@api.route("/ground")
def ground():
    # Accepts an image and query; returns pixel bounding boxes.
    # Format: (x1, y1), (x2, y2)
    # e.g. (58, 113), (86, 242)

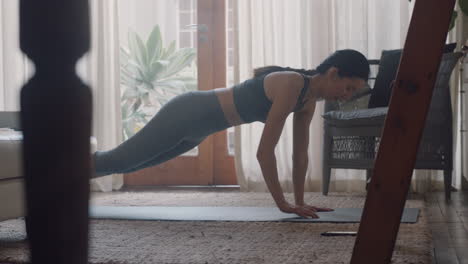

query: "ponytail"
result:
(253, 66), (317, 78)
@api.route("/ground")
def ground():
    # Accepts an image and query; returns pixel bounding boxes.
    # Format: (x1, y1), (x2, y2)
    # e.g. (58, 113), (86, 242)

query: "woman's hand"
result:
(298, 203), (334, 214)
(278, 202), (333, 218)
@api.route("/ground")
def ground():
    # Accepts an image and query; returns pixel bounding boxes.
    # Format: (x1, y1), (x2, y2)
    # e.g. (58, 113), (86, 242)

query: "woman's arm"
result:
(258, 72), (319, 218)
(292, 103), (334, 216)
(258, 73), (300, 209)
(292, 106), (315, 206)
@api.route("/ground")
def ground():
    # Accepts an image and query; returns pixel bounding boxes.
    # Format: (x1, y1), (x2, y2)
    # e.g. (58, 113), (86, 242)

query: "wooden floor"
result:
(427, 191), (468, 264)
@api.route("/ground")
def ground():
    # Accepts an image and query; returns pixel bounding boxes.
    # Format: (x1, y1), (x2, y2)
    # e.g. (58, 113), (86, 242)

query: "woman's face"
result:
(322, 67), (366, 101)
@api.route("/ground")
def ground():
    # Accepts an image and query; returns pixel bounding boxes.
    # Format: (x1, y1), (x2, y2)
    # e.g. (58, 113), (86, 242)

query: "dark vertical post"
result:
(20, 0), (91, 263)
(350, 0), (455, 263)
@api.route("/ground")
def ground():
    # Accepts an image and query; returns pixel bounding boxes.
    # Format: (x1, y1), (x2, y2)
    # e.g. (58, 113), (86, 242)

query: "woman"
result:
(93, 49), (370, 218)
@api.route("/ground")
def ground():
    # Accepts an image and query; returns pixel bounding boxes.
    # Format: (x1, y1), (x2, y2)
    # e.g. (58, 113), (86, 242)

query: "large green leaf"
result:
(140, 82), (154, 92)
(135, 67), (147, 83)
(146, 25), (163, 63)
(120, 66), (136, 79)
(121, 66), (143, 87)
(146, 60), (169, 83)
(161, 40), (176, 60)
(128, 30), (148, 67)
(120, 47), (130, 66)
(174, 77), (197, 91)
(153, 87), (168, 97)
(122, 86), (140, 100)
(121, 100), (131, 119)
(159, 48), (196, 78)
(123, 119), (135, 139)
(141, 92), (152, 106)
(132, 111), (148, 124)
(124, 59), (149, 83)
(133, 98), (142, 112)
(120, 73), (137, 87)
(155, 80), (186, 90)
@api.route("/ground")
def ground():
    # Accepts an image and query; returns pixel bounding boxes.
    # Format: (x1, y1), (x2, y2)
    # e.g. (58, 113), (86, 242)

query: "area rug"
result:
(0, 191), (432, 264)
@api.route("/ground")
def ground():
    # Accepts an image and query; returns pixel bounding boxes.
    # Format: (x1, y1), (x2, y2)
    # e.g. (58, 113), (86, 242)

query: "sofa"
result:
(0, 111), (97, 221)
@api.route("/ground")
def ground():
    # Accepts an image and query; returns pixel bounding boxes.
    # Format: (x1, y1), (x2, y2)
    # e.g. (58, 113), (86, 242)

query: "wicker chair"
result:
(321, 51), (462, 200)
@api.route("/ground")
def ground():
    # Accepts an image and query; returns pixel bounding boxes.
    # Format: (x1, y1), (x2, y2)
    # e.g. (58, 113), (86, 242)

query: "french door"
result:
(122, 0), (237, 186)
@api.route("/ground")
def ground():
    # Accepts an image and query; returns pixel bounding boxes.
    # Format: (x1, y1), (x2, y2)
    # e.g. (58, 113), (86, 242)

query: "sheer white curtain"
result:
(232, 0), (444, 193)
(118, 0), (179, 48)
(234, 0), (334, 192)
(84, 0), (124, 192)
(0, 1), (32, 111)
(0, 1), (124, 191)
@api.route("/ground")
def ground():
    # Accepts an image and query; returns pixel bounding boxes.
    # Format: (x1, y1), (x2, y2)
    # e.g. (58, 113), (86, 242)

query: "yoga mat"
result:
(89, 206), (419, 223)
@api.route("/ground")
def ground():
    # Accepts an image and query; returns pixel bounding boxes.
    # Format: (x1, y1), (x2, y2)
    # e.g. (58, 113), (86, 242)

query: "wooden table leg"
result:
(20, 1), (92, 263)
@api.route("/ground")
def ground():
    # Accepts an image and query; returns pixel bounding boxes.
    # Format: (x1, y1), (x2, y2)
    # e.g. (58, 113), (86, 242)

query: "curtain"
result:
(0, 1), (124, 191)
(82, 0), (124, 192)
(233, 0), (448, 193)
(234, 0), (341, 193)
(117, 0), (179, 48)
(0, 1), (32, 111)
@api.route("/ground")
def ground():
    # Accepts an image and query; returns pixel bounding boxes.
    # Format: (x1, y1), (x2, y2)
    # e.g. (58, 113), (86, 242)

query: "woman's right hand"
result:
(278, 202), (320, 219)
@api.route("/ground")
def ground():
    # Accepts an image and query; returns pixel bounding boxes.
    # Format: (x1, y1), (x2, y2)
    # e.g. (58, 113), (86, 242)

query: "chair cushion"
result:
(368, 50), (402, 108)
(322, 107), (388, 127)
(368, 43), (457, 108)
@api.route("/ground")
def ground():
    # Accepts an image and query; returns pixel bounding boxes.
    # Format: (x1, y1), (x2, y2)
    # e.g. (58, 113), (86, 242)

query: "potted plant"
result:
(120, 25), (197, 139)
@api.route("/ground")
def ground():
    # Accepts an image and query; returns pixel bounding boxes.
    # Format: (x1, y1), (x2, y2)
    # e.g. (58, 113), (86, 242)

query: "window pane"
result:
(228, 10), (234, 29)
(228, 49), (234, 67)
(180, 32), (192, 48)
(179, 12), (191, 28)
(180, 0), (191, 11)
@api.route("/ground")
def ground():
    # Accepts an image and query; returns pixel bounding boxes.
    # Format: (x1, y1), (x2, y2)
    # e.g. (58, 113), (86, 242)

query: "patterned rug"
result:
(0, 191), (432, 264)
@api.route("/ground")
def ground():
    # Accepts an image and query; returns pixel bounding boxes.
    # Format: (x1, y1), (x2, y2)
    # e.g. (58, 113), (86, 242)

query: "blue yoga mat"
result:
(89, 206), (419, 223)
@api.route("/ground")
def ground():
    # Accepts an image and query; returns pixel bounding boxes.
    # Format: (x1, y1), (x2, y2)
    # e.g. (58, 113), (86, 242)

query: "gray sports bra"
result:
(232, 74), (309, 123)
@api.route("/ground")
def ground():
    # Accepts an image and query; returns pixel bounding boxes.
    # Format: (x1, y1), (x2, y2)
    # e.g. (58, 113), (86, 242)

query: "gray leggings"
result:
(93, 90), (230, 178)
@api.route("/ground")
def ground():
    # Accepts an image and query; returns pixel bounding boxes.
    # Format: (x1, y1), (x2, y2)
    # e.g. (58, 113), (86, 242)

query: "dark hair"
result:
(253, 49), (370, 81)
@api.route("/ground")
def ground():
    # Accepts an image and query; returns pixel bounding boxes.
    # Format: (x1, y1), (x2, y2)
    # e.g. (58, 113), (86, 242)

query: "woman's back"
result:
(232, 73), (310, 123)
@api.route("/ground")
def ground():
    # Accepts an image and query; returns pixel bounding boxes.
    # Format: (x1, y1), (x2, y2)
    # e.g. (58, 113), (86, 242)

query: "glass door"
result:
(119, 0), (236, 186)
